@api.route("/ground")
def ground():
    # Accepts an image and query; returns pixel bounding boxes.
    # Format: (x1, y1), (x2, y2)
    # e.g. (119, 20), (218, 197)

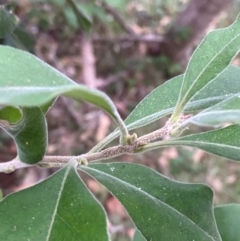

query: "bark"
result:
(81, 34), (97, 88)
(148, 0), (232, 66)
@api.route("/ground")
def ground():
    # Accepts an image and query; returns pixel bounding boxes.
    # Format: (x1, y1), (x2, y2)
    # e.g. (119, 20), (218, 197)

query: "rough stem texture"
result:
(0, 126), (170, 173)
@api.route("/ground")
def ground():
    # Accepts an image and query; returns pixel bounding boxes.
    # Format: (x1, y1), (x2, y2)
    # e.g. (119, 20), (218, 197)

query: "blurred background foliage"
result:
(1, 0), (240, 240)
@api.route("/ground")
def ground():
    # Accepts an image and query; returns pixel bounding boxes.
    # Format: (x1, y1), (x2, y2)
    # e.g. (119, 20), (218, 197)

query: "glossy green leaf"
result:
(0, 46), (125, 132)
(0, 7), (19, 38)
(173, 15), (240, 118)
(187, 95), (240, 126)
(132, 230), (146, 241)
(81, 163), (221, 241)
(151, 125), (240, 161)
(0, 106), (22, 124)
(1, 107), (47, 164)
(214, 204), (240, 241)
(0, 162), (109, 241)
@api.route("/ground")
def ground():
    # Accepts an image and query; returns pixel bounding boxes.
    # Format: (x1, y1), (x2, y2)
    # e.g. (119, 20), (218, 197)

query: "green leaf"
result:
(125, 65), (240, 131)
(76, 3), (95, 23)
(186, 95), (240, 127)
(214, 204), (240, 241)
(30, 0), (92, 30)
(94, 65), (240, 152)
(0, 162), (109, 241)
(103, 0), (127, 10)
(152, 125), (240, 161)
(30, 0), (65, 6)
(93, 6), (109, 25)
(11, 26), (35, 52)
(90, 63), (240, 153)
(0, 7), (19, 38)
(124, 75), (182, 130)
(63, 7), (79, 30)
(66, 0), (92, 31)
(0, 106), (22, 124)
(40, 98), (57, 114)
(185, 65), (240, 112)
(0, 107), (47, 164)
(0, 46), (126, 134)
(81, 163), (221, 241)
(63, 3), (95, 30)
(49, 0), (65, 6)
(172, 15), (240, 119)
(132, 230), (146, 241)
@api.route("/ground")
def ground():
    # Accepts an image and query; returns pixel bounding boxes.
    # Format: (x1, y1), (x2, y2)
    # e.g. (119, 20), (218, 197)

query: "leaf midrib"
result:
(82, 166), (215, 240)
(126, 94), (238, 130)
(194, 110), (240, 117)
(164, 140), (240, 150)
(179, 32), (240, 108)
(45, 166), (71, 241)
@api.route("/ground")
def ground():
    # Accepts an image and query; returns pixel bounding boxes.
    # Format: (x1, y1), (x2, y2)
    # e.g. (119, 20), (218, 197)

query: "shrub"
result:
(0, 6), (240, 241)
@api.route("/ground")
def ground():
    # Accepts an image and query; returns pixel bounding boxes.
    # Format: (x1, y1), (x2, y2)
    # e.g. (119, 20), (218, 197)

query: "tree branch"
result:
(92, 34), (163, 43)
(81, 34), (98, 88)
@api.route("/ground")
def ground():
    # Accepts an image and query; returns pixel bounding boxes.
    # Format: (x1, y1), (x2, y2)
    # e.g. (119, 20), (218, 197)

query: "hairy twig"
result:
(0, 125), (170, 173)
